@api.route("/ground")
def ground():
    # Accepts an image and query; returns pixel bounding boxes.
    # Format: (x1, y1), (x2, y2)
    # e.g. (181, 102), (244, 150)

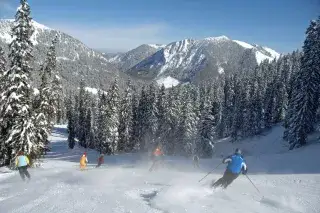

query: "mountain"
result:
(105, 44), (166, 72)
(0, 19), (145, 93)
(125, 36), (280, 86)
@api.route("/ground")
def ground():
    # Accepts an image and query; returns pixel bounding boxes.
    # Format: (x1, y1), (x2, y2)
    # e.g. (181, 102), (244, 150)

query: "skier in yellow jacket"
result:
(80, 152), (88, 170)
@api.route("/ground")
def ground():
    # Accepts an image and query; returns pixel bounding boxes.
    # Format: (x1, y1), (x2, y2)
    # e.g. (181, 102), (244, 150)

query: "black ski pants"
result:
(212, 169), (239, 188)
(18, 166), (30, 181)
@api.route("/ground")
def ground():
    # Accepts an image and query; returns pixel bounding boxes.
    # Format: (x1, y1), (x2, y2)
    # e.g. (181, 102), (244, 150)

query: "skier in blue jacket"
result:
(15, 151), (31, 181)
(211, 148), (247, 189)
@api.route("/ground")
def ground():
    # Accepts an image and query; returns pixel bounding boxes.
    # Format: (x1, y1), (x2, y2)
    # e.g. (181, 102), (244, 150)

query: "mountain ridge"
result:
(0, 19), (147, 92)
(122, 35), (280, 87)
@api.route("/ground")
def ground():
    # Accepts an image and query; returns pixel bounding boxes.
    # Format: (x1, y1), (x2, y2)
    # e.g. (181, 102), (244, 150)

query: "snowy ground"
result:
(0, 125), (320, 213)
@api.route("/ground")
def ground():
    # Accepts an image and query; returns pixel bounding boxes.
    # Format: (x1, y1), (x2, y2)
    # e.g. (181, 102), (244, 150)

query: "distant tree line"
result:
(67, 15), (320, 157)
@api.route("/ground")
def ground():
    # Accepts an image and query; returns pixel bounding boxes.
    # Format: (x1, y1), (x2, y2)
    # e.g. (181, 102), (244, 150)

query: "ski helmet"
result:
(235, 148), (241, 155)
(83, 152), (87, 156)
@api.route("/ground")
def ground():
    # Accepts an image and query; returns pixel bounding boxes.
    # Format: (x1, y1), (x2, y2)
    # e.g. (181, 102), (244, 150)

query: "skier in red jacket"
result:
(96, 154), (104, 168)
(149, 146), (164, 172)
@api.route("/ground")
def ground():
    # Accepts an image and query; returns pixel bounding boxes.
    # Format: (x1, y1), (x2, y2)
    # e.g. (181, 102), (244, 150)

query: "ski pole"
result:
(245, 174), (260, 193)
(198, 163), (222, 182)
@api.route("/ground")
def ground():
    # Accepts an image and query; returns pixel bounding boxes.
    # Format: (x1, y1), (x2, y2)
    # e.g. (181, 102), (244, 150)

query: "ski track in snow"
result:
(0, 126), (320, 213)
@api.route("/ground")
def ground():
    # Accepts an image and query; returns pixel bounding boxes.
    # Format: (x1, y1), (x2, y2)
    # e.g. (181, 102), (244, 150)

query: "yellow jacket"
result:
(80, 155), (88, 166)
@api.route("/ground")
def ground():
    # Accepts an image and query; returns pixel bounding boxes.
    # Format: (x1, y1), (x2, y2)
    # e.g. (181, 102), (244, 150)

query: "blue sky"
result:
(0, 0), (319, 53)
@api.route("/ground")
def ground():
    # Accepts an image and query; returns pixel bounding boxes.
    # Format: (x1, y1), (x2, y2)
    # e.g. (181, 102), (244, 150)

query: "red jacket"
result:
(153, 148), (163, 156)
(98, 156), (104, 164)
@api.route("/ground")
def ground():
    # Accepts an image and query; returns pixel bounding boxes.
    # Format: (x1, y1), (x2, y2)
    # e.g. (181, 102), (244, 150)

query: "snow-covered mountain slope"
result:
(105, 44), (166, 71)
(0, 125), (319, 213)
(0, 19), (144, 91)
(156, 76), (180, 88)
(127, 36), (280, 84)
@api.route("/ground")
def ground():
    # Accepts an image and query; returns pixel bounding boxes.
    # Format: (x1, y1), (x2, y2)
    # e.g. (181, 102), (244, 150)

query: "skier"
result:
(15, 151), (31, 181)
(211, 148), (247, 189)
(193, 155), (200, 168)
(80, 152), (88, 170)
(96, 153), (104, 168)
(149, 146), (164, 172)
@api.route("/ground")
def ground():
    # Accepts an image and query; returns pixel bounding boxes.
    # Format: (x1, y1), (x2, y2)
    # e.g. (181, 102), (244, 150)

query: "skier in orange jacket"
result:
(80, 152), (88, 170)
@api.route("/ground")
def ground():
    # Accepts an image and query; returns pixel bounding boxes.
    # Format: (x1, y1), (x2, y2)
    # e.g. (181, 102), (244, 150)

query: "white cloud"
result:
(46, 21), (174, 52)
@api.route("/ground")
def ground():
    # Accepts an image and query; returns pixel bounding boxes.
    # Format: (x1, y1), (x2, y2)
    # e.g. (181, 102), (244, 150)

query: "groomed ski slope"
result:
(0, 125), (320, 213)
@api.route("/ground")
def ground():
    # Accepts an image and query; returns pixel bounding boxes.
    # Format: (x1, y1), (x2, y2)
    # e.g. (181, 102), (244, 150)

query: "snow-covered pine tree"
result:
(0, 47), (7, 165)
(0, 47), (6, 88)
(253, 67), (264, 135)
(88, 100), (97, 149)
(85, 107), (94, 149)
(176, 85), (198, 156)
(118, 80), (133, 152)
(0, 0), (39, 164)
(137, 84), (157, 151)
(77, 79), (87, 148)
(286, 17), (320, 149)
(146, 83), (158, 150)
(50, 47), (63, 125)
(67, 96), (76, 149)
(73, 94), (80, 140)
(96, 91), (110, 154)
(230, 74), (245, 141)
(217, 74), (233, 138)
(196, 100), (220, 158)
(106, 79), (120, 154)
(155, 84), (168, 149)
(284, 51), (302, 140)
(34, 36), (59, 148)
(55, 96), (64, 124)
(273, 56), (289, 124)
(128, 92), (139, 152)
(263, 62), (276, 129)
(164, 86), (182, 155)
(136, 86), (147, 151)
(195, 85), (210, 155)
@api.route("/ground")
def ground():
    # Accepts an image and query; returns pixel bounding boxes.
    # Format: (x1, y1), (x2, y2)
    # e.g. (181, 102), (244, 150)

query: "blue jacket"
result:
(223, 154), (247, 174)
(15, 155), (29, 167)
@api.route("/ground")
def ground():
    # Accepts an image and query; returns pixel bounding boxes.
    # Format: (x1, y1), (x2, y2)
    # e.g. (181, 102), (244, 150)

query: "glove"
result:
(242, 168), (247, 175)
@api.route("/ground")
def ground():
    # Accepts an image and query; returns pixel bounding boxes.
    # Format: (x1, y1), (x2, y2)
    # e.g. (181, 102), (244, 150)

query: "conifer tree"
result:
(137, 84), (157, 151)
(253, 67), (264, 135)
(0, 47), (7, 164)
(128, 92), (139, 152)
(67, 97), (76, 149)
(96, 92), (110, 154)
(176, 86), (198, 156)
(0, 0), (39, 164)
(287, 17), (320, 149)
(231, 75), (245, 141)
(197, 101), (219, 158)
(136, 86), (147, 151)
(77, 80), (87, 147)
(118, 80), (133, 152)
(155, 84), (168, 148)
(106, 79), (120, 154)
(34, 36), (59, 148)
(0, 47), (6, 89)
(85, 107), (93, 148)
(165, 86), (182, 155)
(50, 54), (62, 126)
